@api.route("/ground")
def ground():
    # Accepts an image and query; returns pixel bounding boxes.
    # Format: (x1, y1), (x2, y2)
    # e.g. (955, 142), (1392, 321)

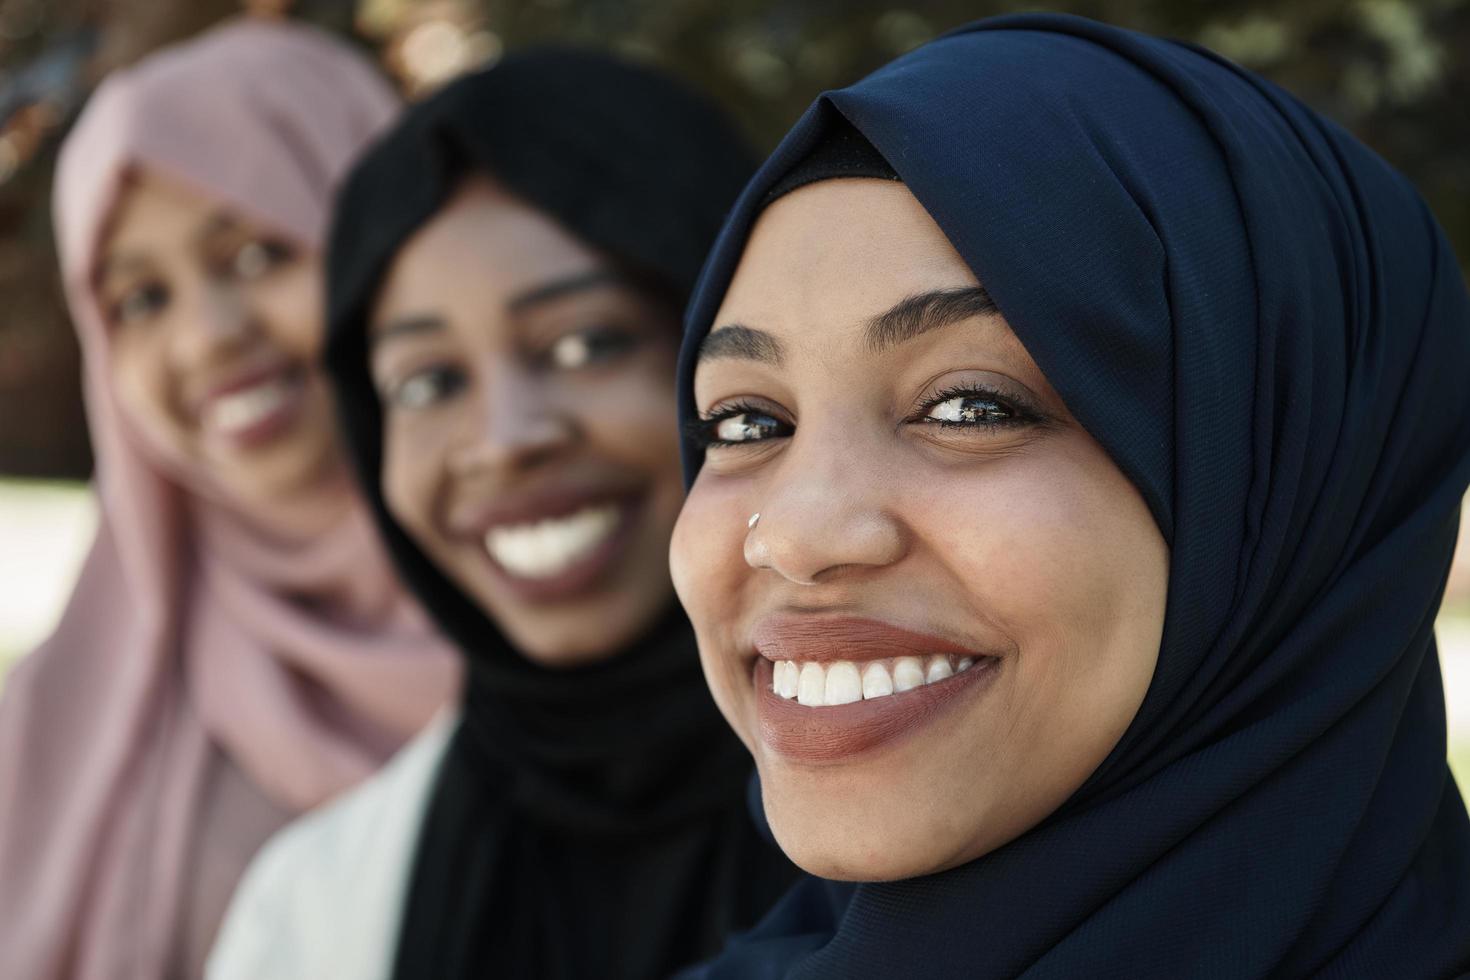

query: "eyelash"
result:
(105, 239), (294, 329)
(687, 385), (1038, 451)
(382, 326), (645, 412)
(684, 400), (790, 449)
(536, 325), (642, 370)
(911, 384), (1036, 429)
(212, 237), (294, 280)
(386, 365), (466, 410)
(110, 282), (169, 326)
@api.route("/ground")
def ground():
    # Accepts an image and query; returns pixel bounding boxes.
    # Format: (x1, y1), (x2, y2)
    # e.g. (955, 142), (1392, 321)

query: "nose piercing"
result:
(747, 512), (760, 529)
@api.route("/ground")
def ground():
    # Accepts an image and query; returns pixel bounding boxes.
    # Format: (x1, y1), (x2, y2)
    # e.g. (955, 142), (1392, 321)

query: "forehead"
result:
(101, 169), (216, 261)
(373, 177), (602, 320)
(716, 179), (978, 342)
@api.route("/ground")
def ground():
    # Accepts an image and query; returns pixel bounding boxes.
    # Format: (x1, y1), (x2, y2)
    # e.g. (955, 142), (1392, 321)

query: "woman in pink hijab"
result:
(0, 18), (460, 979)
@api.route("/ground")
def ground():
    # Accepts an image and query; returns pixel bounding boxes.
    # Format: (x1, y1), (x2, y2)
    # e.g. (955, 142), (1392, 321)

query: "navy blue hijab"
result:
(677, 14), (1470, 978)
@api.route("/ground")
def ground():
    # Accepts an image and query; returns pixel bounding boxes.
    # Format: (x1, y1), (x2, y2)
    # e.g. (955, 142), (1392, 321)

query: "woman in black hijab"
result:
(672, 13), (1470, 978)
(211, 48), (796, 980)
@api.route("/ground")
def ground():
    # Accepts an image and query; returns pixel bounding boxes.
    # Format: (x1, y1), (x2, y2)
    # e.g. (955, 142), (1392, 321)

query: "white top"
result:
(206, 709), (458, 980)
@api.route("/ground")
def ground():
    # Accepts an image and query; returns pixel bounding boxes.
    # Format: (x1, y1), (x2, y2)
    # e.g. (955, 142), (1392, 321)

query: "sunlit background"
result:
(1, 0), (1468, 792)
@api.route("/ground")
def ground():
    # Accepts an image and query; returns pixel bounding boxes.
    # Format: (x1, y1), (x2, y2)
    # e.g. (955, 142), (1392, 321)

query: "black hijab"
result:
(323, 49), (796, 979)
(677, 14), (1470, 978)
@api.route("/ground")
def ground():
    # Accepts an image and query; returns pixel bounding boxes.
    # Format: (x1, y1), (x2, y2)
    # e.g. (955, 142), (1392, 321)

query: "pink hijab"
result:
(0, 18), (460, 979)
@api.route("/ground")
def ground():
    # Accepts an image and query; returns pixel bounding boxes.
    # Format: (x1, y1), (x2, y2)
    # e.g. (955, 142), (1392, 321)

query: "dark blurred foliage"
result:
(1, 0), (1466, 478)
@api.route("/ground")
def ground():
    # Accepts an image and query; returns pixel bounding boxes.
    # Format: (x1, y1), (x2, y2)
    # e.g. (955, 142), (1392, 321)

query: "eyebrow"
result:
(864, 285), (998, 353)
(200, 210), (240, 238)
(194, 210), (262, 254)
(372, 268), (627, 346)
(372, 314), (445, 345)
(95, 253), (148, 284)
(507, 268), (622, 315)
(698, 285), (999, 365)
(697, 324), (786, 364)
(96, 208), (245, 284)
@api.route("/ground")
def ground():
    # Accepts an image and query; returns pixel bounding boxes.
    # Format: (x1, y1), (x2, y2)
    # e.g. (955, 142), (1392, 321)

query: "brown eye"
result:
(924, 394), (1015, 425)
(229, 238), (294, 281)
(715, 413), (783, 442)
(387, 366), (467, 411)
(113, 282), (169, 326)
(688, 404), (793, 449)
(546, 326), (638, 370)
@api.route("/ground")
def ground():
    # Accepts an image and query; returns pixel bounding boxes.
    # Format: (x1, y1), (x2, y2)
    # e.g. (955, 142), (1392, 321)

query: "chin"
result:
(515, 633), (624, 669)
(493, 597), (654, 669)
(759, 758), (996, 883)
(214, 439), (339, 503)
(766, 807), (941, 882)
(468, 541), (676, 668)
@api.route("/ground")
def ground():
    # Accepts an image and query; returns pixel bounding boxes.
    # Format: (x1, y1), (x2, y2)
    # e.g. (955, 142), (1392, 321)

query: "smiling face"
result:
(99, 169), (344, 533)
(370, 177), (685, 667)
(671, 178), (1169, 881)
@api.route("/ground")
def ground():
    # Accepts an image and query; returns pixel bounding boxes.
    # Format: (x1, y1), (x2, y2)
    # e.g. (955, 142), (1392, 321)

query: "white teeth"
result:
(207, 377), (292, 434)
(861, 662), (893, 700)
(824, 662), (862, 705)
(484, 503), (620, 580)
(892, 657), (925, 693)
(774, 661), (799, 699)
(774, 654), (988, 707)
(797, 663), (827, 706)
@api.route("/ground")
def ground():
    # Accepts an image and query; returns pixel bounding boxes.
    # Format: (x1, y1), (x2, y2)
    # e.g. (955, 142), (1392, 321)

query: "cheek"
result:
(671, 475), (755, 721)
(583, 359), (681, 460)
(577, 360), (685, 517)
(670, 475), (749, 619)
(109, 332), (181, 440)
(930, 446), (1157, 636)
(915, 442), (1165, 752)
(256, 268), (324, 361)
(381, 415), (450, 539)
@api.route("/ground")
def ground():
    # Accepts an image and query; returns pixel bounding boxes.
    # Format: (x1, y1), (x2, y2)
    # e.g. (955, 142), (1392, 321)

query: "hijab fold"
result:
(0, 21), (458, 979)
(324, 49), (796, 980)
(677, 14), (1470, 977)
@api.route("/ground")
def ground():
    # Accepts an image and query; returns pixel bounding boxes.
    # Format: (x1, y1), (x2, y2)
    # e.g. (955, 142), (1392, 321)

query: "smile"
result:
(199, 367), (305, 448)
(465, 492), (640, 604)
(771, 653), (983, 706)
(484, 502), (621, 580)
(751, 616), (1003, 764)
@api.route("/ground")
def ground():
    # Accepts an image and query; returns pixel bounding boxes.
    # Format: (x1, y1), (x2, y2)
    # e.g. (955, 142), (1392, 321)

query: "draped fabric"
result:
(676, 14), (1470, 978)
(323, 49), (797, 979)
(0, 21), (459, 980)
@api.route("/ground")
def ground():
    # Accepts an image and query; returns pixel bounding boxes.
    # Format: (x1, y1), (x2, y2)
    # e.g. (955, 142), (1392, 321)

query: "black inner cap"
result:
(763, 116), (900, 204)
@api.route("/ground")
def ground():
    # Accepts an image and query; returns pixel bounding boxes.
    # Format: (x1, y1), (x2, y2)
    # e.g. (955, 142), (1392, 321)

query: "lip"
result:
(191, 361), (298, 412)
(751, 616), (1002, 765)
(753, 615), (973, 664)
(456, 488), (644, 604)
(449, 485), (637, 537)
(196, 365), (306, 450)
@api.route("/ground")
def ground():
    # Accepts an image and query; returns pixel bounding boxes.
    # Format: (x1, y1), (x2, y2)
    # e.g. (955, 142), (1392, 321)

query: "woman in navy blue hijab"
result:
(671, 13), (1470, 977)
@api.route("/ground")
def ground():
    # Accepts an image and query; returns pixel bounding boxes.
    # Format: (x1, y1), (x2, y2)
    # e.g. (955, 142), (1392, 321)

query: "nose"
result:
(448, 361), (576, 476)
(169, 282), (253, 369)
(744, 436), (907, 586)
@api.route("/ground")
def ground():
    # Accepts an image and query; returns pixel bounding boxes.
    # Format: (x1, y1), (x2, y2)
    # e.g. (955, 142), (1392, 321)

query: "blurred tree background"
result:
(1, 0), (1466, 478)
